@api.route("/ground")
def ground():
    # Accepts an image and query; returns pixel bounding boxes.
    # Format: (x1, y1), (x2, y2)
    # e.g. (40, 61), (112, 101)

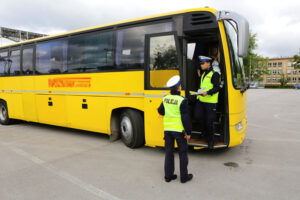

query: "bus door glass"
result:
(148, 34), (179, 87)
(144, 32), (181, 147)
(224, 20), (246, 89)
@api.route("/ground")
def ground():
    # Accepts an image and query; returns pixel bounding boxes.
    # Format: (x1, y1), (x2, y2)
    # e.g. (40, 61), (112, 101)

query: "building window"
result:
(293, 70), (297, 74)
(288, 62), (292, 67)
(272, 78), (277, 82)
(267, 78), (271, 82)
(272, 70), (277, 75)
(268, 63), (272, 67)
(273, 62), (277, 67)
(298, 77), (300, 82)
(287, 70), (291, 74)
(278, 62), (282, 67)
(293, 77), (297, 82)
(278, 70), (282, 74)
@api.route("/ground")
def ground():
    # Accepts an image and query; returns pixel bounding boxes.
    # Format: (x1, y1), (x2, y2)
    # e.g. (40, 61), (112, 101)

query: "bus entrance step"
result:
(188, 139), (227, 148)
(191, 131), (221, 137)
(191, 131), (203, 135)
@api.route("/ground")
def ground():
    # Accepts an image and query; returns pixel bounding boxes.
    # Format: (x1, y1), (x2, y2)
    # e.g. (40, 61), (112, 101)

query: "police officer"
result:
(157, 75), (193, 183)
(194, 56), (220, 149)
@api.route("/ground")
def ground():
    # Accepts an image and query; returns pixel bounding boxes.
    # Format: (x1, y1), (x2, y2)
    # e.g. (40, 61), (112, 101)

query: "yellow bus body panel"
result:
(0, 71), (145, 135)
(0, 8), (247, 148)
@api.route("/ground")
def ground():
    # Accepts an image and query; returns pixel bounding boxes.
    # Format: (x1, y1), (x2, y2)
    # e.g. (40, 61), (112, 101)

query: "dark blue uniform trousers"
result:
(194, 101), (217, 147)
(164, 131), (188, 179)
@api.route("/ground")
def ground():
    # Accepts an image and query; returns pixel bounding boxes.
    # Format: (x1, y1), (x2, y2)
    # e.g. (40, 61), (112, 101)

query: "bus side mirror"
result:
(216, 10), (250, 57)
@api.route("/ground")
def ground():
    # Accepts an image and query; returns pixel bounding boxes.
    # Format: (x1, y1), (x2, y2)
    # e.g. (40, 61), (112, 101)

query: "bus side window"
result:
(22, 48), (34, 75)
(67, 31), (114, 73)
(9, 50), (21, 76)
(0, 51), (8, 76)
(36, 40), (68, 74)
(116, 22), (173, 70)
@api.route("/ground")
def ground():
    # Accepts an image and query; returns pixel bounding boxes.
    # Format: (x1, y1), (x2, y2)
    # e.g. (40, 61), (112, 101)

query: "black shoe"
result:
(165, 174), (177, 182)
(181, 174), (193, 183)
(208, 141), (214, 149)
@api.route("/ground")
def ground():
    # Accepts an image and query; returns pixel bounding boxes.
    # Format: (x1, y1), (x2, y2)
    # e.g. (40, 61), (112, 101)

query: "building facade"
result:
(263, 57), (300, 86)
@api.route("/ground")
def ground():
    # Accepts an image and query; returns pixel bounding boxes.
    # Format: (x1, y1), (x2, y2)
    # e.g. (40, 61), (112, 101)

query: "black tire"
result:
(0, 100), (11, 125)
(120, 109), (144, 148)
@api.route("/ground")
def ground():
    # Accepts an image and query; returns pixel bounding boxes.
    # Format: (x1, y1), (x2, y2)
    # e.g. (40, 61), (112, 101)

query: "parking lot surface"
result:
(0, 89), (300, 200)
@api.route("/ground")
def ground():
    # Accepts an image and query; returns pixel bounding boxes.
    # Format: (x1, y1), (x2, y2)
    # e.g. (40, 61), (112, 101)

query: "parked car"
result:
(250, 82), (258, 89)
(294, 84), (300, 89)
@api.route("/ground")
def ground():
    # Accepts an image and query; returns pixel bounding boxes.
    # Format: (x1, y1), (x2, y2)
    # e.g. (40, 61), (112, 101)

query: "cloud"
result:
(1, 0), (299, 57)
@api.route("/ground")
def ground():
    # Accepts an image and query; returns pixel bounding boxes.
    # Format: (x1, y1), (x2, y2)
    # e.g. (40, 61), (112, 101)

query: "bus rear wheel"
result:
(120, 109), (144, 148)
(0, 101), (11, 125)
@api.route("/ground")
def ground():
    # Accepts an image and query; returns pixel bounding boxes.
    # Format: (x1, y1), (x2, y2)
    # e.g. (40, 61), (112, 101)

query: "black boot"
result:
(165, 174), (177, 182)
(181, 174), (193, 183)
(208, 140), (214, 149)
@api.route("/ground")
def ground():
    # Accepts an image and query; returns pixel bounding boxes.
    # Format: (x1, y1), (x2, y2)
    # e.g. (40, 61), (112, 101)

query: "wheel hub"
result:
(0, 105), (7, 121)
(120, 116), (133, 141)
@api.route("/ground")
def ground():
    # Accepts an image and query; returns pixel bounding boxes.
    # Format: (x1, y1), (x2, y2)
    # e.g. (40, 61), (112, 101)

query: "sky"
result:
(0, 0), (299, 58)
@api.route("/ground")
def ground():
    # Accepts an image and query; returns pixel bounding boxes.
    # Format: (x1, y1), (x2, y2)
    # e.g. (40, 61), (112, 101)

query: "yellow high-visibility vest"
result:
(162, 95), (184, 132)
(197, 70), (219, 103)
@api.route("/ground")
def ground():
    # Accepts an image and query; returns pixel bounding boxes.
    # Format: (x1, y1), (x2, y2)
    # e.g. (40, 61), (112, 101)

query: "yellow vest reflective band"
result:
(163, 95), (185, 132)
(197, 70), (219, 103)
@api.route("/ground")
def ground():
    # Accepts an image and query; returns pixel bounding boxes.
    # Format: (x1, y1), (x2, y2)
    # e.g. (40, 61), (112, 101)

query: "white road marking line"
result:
(248, 123), (299, 134)
(1, 142), (123, 200)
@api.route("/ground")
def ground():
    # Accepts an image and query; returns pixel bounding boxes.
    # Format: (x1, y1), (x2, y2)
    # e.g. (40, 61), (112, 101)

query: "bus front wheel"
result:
(120, 109), (144, 148)
(0, 101), (11, 125)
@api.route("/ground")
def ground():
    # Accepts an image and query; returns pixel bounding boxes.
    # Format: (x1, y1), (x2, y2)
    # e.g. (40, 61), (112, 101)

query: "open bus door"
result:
(144, 32), (182, 147)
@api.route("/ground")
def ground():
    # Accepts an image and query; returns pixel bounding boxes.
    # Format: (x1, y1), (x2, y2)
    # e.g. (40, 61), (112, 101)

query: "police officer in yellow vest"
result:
(157, 75), (193, 183)
(194, 56), (220, 149)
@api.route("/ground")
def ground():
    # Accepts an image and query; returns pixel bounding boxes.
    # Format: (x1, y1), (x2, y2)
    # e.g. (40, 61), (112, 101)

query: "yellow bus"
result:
(0, 8), (249, 149)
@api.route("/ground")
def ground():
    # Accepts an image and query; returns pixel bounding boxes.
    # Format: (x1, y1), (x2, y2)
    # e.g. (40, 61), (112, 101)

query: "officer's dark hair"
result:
(170, 86), (181, 95)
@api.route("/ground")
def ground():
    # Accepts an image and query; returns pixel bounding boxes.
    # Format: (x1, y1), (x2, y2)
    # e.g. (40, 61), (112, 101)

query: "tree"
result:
(279, 74), (291, 87)
(243, 32), (269, 82)
(153, 45), (178, 70)
(293, 50), (300, 69)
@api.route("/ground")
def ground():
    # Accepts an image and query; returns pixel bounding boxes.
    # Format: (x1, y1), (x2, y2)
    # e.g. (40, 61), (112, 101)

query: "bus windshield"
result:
(224, 20), (246, 89)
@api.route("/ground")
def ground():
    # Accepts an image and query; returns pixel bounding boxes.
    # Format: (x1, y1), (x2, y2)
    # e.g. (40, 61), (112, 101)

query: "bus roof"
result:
(0, 7), (216, 49)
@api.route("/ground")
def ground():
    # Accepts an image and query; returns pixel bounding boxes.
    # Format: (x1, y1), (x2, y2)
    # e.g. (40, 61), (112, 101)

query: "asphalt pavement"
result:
(0, 89), (299, 200)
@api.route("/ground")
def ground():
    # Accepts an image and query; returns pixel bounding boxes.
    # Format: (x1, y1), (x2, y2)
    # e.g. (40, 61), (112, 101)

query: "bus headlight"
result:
(235, 122), (243, 131)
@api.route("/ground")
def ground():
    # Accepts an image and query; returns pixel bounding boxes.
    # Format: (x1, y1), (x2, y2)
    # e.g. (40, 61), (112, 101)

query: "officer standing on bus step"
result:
(194, 56), (220, 149)
(157, 75), (193, 183)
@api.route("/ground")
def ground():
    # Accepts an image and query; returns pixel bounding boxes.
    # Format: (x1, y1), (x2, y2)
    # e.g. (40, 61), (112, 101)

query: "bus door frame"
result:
(143, 31), (183, 147)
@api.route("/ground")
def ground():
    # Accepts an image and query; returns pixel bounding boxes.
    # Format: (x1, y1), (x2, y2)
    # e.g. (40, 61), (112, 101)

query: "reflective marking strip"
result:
(1, 90), (144, 97)
(164, 118), (182, 122)
(144, 95), (164, 98)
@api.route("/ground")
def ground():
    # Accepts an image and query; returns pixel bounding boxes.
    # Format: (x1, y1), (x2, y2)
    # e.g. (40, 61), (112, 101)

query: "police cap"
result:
(199, 55), (212, 64)
(166, 75), (180, 88)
